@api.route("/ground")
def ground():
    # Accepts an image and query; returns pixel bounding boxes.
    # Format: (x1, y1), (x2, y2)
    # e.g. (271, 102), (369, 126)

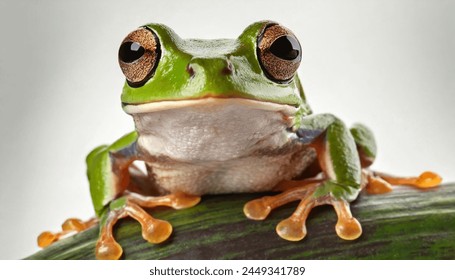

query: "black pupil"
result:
(269, 35), (301, 61)
(119, 42), (145, 63)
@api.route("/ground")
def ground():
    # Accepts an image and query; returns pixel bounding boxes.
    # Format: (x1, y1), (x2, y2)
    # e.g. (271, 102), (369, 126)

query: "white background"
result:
(0, 0), (454, 259)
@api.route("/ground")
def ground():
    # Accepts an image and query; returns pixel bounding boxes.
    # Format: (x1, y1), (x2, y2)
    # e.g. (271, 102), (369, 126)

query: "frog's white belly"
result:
(127, 98), (316, 195)
(143, 147), (314, 195)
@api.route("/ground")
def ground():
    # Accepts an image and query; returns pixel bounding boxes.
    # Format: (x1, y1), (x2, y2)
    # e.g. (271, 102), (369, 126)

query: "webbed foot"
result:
(96, 192), (200, 260)
(244, 179), (362, 241)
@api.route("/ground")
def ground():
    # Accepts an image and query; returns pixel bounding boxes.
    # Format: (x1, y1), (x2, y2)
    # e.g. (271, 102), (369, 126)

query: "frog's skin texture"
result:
(38, 21), (442, 260)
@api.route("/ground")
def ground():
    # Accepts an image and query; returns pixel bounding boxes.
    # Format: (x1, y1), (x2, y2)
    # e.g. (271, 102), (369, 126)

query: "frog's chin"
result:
(122, 97), (298, 117)
(126, 96), (299, 164)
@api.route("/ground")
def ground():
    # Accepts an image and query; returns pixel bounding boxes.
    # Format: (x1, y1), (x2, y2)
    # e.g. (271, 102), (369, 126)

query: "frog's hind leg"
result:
(365, 170), (442, 194)
(350, 123), (377, 169)
(96, 192), (200, 260)
(349, 123), (442, 193)
(349, 123), (392, 194)
(38, 217), (98, 248)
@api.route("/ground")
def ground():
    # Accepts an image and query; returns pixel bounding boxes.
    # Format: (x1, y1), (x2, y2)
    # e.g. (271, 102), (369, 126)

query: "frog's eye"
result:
(257, 24), (302, 83)
(118, 27), (161, 87)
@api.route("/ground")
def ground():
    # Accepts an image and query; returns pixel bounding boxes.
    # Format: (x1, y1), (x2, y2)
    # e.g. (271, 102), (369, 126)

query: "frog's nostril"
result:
(221, 61), (233, 75)
(187, 60), (232, 77)
(186, 64), (195, 78)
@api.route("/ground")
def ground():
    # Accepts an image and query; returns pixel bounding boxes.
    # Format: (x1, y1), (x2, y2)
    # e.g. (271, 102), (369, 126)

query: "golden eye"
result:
(257, 24), (302, 82)
(118, 27), (161, 87)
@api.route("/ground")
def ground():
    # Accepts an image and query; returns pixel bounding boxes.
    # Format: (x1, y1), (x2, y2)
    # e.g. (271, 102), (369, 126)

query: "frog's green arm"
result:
(37, 131), (141, 252)
(296, 113), (362, 201)
(245, 113), (364, 241)
(86, 131), (139, 216)
(84, 131), (201, 260)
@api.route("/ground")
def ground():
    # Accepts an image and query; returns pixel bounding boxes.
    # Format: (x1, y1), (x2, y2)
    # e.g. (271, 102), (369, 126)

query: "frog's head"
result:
(120, 21), (311, 128)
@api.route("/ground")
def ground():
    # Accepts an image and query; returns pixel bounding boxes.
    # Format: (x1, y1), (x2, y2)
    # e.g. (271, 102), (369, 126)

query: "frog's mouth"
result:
(122, 97), (298, 118)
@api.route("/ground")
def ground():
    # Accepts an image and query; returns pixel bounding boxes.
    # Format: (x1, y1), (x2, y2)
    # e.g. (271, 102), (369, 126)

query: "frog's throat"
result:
(122, 97), (298, 116)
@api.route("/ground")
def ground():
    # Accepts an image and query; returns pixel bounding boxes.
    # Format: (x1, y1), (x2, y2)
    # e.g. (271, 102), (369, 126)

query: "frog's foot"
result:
(365, 170), (442, 194)
(96, 192), (200, 260)
(244, 180), (362, 241)
(38, 217), (98, 248)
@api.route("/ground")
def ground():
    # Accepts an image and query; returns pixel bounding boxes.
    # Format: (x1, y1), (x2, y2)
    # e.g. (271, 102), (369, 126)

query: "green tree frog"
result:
(37, 21), (442, 260)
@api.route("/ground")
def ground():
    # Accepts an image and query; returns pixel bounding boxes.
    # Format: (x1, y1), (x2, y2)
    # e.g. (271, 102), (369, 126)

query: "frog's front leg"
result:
(89, 132), (201, 259)
(244, 114), (364, 241)
(95, 191), (199, 259)
(39, 132), (200, 260)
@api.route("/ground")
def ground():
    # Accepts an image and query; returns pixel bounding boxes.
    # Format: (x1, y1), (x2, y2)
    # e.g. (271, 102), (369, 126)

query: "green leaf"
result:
(26, 184), (455, 260)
